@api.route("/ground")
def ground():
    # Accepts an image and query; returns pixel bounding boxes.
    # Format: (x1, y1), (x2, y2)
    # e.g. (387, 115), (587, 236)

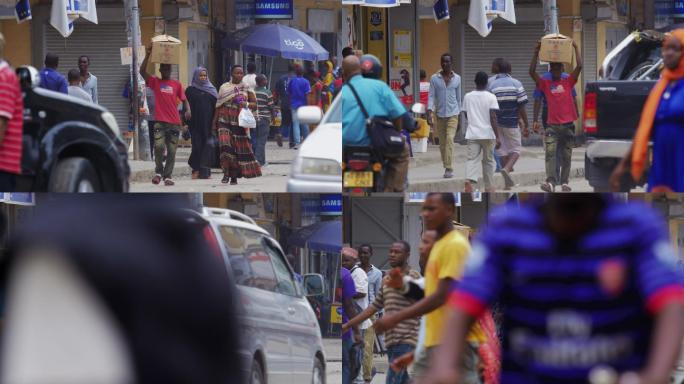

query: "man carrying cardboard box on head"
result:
(141, 38), (191, 187)
(529, 36), (582, 193)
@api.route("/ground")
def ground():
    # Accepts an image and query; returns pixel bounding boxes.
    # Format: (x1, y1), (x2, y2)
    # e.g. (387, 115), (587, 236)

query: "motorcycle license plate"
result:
(344, 171), (373, 188)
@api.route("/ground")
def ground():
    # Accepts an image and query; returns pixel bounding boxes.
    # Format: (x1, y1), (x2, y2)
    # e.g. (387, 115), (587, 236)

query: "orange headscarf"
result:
(631, 29), (684, 181)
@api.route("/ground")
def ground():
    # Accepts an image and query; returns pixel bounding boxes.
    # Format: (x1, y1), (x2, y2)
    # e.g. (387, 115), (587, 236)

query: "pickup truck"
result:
(583, 30), (664, 191)
(16, 66), (130, 192)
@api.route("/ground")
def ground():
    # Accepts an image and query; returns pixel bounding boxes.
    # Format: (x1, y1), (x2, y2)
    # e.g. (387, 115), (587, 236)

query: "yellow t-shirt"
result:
(423, 229), (486, 347)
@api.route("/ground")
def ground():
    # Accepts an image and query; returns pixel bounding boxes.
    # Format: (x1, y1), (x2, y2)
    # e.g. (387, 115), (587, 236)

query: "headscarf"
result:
(190, 66), (217, 98)
(631, 29), (684, 181)
(324, 61), (335, 87)
(215, 81), (248, 108)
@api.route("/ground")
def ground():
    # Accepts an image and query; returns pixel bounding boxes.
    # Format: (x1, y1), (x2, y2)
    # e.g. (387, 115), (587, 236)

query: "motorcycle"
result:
(342, 145), (386, 194)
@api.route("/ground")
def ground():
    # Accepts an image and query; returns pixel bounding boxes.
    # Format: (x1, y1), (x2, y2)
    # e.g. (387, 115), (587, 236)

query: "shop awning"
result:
(288, 220), (341, 254)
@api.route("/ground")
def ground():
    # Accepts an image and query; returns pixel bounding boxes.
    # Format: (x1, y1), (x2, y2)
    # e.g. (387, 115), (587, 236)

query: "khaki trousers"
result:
(435, 115), (459, 170)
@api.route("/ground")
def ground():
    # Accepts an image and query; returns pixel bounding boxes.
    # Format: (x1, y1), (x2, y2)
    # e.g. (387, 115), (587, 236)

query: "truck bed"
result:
(585, 80), (656, 140)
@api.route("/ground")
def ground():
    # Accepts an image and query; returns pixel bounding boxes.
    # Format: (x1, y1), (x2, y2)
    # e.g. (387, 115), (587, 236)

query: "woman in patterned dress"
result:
(212, 65), (261, 185)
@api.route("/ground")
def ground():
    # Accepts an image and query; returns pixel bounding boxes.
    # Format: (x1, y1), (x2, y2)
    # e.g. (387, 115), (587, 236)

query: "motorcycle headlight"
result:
(292, 157), (342, 178)
(101, 112), (121, 137)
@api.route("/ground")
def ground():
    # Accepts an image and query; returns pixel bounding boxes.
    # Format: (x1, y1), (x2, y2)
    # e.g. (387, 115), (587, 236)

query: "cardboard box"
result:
(149, 35), (181, 65)
(540, 33), (573, 63)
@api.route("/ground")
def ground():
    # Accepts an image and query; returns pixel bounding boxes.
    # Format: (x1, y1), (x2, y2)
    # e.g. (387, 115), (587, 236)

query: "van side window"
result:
(263, 238), (298, 297)
(218, 226), (277, 292)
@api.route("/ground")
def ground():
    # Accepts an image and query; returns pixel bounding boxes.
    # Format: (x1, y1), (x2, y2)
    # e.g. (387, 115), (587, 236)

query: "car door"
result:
(218, 226), (291, 384)
(263, 236), (320, 383)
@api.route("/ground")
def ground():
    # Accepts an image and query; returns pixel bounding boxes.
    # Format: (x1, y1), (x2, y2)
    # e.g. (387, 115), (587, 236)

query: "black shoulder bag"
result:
(346, 83), (405, 156)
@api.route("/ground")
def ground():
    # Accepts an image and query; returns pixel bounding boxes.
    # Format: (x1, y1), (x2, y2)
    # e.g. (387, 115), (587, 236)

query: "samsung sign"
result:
(320, 194), (342, 216)
(254, 0), (293, 19)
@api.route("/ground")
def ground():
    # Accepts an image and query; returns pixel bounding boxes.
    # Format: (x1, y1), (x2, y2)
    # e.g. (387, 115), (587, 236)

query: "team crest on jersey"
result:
(597, 258), (627, 296)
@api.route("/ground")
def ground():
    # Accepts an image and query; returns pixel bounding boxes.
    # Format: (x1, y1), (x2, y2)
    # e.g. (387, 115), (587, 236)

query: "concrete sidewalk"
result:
(128, 141), (297, 184)
(408, 141), (586, 192)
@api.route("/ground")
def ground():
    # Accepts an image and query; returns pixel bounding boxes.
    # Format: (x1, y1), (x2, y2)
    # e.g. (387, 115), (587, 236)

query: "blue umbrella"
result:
(223, 23), (329, 62)
(288, 220), (341, 254)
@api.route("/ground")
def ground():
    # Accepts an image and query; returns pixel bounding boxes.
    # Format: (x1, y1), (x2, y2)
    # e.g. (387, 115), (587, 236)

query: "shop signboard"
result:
(0, 193), (35, 206)
(675, 0), (684, 18)
(320, 194), (342, 216)
(254, 0), (293, 19)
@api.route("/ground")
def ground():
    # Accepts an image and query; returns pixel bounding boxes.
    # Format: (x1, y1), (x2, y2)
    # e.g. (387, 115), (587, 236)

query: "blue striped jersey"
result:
(449, 198), (684, 384)
(487, 74), (528, 128)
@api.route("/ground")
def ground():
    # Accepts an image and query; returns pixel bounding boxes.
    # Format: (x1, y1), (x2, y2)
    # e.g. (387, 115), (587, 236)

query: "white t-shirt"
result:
(462, 90), (499, 140)
(242, 74), (257, 91)
(350, 266), (372, 330)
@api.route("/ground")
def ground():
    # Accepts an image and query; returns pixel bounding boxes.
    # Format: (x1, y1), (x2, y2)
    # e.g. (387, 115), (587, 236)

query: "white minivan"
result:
(201, 207), (327, 384)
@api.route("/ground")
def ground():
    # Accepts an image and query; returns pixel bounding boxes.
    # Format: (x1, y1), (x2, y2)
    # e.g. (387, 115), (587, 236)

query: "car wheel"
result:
(250, 358), (265, 384)
(312, 357), (325, 384)
(48, 157), (100, 192)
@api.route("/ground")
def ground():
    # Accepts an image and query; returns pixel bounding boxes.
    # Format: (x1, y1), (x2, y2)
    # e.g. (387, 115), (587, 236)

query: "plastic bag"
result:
(238, 108), (257, 129)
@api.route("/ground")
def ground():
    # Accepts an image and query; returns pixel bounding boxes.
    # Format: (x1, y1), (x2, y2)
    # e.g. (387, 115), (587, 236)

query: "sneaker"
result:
(501, 169), (515, 190)
(291, 145), (298, 150)
(289, 143), (296, 149)
(163, 178), (175, 186)
(443, 169), (454, 178)
(540, 181), (555, 193)
(152, 174), (162, 184)
(561, 184), (572, 192)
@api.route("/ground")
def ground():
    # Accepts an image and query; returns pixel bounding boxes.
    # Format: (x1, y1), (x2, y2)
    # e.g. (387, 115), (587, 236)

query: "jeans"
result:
(153, 122), (181, 179)
(353, 329), (366, 384)
(386, 343), (413, 384)
(342, 337), (353, 384)
(254, 118), (270, 165)
(291, 106), (309, 146)
(281, 105), (292, 141)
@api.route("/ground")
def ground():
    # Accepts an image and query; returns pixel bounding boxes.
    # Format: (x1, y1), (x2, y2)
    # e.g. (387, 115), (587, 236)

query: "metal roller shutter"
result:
(45, 21), (129, 130)
(583, 21), (598, 83)
(463, 21), (546, 125)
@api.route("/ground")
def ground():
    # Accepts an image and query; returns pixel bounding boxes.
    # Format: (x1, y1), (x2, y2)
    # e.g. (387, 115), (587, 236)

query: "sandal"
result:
(230, 178), (238, 185)
(221, 175), (230, 184)
(540, 181), (555, 193)
(561, 184), (572, 192)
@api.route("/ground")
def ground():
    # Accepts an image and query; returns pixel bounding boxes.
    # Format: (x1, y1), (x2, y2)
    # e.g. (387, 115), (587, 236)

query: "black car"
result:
(16, 66), (129, 192)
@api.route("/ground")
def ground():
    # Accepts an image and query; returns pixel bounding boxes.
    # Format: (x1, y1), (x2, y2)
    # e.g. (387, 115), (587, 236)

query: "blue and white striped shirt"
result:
(487, 74), (528, 128)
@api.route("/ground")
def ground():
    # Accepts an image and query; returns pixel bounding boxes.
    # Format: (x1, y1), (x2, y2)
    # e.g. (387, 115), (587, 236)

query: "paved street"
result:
(407, 139), (586, 192)
(129, 142), (296, 192)
(327, 339), (391, 384)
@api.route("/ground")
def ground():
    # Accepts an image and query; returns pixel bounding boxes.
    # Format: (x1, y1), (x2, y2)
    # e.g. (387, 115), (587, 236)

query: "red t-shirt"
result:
(146, 76), (186, 125)
(0, 61), (24, 174)
(537, 75), (578, 125)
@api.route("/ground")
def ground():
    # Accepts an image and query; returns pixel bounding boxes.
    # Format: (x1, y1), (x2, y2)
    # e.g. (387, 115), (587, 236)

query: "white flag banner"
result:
(468, 0), (516, 38)
(50, 0), (76, 37)
(82, 0), (98, 23)
(341, 0), (365, 4)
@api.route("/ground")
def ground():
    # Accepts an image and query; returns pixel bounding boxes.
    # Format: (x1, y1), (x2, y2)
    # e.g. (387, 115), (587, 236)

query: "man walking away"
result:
(462, 71), (501, 193)
(141, 43), (191, 186)
(344, 242), (421, 384)
(287, 65), (311, 149)
(0, 32), (23, 191)
(254, 74), (275, 166)
(67, 69), (93, 103)
(274, 63), (295, 148)
(78, 55), (98, 104)
(428, 53), (462, 179)
(341, 261), (362, 384)
(488, 59), (529, 190)
(530, 40), (582, 192)
(40, 53), (67, 94)
(242, 62), (257, 91)
(374, 193), (485, 383)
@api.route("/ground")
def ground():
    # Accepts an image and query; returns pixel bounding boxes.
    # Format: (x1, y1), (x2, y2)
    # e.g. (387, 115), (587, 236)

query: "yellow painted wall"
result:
(365, 7), (387, 81)
(420, 19), (449, 77)
(0, 21), (31, 67)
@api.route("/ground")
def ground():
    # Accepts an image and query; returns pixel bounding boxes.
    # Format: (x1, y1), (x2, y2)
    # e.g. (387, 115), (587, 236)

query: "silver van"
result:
(202, 208), (327, 384)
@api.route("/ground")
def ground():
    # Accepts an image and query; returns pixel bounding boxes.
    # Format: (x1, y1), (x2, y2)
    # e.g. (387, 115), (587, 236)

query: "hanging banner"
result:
(433, 0), (449, 22)
(254, 0), (293, 19)
(15, 0), (31, 23)
(391, 30), (413, 106)
(363, 0), (400, 7)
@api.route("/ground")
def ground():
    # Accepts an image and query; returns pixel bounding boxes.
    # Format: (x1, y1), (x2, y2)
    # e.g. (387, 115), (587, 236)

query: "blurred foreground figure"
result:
(0, 195), (243, 384)
(424, 194), (684, 384)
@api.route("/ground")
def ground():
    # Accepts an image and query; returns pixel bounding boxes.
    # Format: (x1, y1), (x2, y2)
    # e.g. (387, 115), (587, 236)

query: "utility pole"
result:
(129, 0), (141, 161)
(544, 0), (559, 34)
